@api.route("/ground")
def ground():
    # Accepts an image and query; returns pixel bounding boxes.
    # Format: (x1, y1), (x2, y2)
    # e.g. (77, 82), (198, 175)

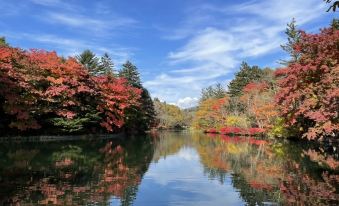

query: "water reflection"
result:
(148, 131), (338, 205)
(0, 132), (338, 205)
(0, 137), (154, 205)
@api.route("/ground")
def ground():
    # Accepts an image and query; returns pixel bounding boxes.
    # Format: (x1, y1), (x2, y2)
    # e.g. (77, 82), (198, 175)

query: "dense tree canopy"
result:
(118, 61), (156, 134)
(0, 47), (141, 134)
(153, 98), (184, 129)
(275, 25), (339, 140)
(228, 62), (265, 97)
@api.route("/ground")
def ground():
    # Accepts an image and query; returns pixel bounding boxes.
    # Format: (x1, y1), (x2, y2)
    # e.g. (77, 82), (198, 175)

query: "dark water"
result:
(0, 131), (338, 206)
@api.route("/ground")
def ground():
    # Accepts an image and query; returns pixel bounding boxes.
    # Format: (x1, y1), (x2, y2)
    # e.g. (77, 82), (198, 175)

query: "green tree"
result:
(76, 50), (99, 76)
(98, 52), (115, 76)
(228, 62), (264, 97)
(280, 18), (301, 65)
(0, 37), (9, 47)
(331, 18), (339, 30)
(324, 0), (339, 12)
(153, 99), (184, 129)
(118, 61), (155, 133)
(119, 61), (142, 88)
(201, 83), (227, 101)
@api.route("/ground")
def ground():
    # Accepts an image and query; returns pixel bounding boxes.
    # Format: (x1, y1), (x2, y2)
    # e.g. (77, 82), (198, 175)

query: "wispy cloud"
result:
(30, 0), (62, 6)
(2, 32), (134, 66)
(146, 0), (327, 108)
(232, 0), (326, 24)
(45, 12), (137, 34)
(29, 0), (80, 12)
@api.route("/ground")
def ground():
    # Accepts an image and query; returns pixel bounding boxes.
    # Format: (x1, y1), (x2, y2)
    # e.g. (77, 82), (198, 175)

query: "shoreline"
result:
(0, 132), (126, 142)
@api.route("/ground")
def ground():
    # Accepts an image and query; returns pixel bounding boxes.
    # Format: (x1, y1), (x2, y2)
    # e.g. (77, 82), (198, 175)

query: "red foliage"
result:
(275, 27), (339, 140)
(205, 128), (218, 133)
(248, 127), (265, 135)
(95, 76), (141, 131)
(220, 127), (244, 135)
(0, 47), (141, 132)
(219, 127), (264, 135)
(243, 82), (268, 93)
(248, 137), (267, 145)
(249, 180), (273, 191)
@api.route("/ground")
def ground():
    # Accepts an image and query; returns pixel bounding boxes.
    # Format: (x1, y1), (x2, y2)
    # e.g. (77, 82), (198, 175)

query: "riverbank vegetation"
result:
(193, 20), (338, 142)
(0, 42), (156, 135)
(0, 19), (338, 141)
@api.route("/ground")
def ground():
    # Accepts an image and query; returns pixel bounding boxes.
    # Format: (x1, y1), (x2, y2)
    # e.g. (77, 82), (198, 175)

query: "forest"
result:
(0, 42), (156, 135)
(192, 19), (338, 142)
(0, 19), (338, 142)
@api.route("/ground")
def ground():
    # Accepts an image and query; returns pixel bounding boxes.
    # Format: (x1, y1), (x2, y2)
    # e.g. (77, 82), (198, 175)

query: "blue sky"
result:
(0, 0), (335, 108)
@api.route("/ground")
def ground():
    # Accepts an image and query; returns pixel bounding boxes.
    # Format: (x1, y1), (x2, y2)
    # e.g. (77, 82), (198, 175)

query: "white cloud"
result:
(2, 32), (134, 67)
(30, 0), (61, 6)
(45, 12), (137, 33)
(232, 0), (325, 25)
(176, 97), (199, 109)
(146, 0), (327, 104)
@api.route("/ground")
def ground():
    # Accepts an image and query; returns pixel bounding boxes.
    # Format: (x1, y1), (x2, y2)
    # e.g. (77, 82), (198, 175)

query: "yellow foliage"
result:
(225, 115), (249, 128)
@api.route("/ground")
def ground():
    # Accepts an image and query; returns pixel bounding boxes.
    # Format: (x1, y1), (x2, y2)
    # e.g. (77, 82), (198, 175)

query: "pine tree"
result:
(331, 18), (339, 30)
(228, 62), (264, 97)
(325, 0), (339, 12)
(99, 52), (115, 76)
(279, 18), (301, 65)
(119, 61), (142, 88)
(76, 50), (99, 76)
(0, 37), (9, 47)
(118, 61), (155, 133)
(201, 83), (226, 101)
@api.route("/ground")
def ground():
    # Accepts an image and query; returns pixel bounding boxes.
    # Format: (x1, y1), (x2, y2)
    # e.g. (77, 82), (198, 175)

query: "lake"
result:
(0, 131), (338, 205)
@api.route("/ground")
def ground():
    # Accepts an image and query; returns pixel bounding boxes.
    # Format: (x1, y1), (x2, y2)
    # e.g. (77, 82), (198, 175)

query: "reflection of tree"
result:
(152, 131), (192, 162)
(0, 132), (337, 205)
(281, 161), (338, 205)
(191, 132), (338, 205)
(192, 132), (284, 205)
(0, 137), (154, 205)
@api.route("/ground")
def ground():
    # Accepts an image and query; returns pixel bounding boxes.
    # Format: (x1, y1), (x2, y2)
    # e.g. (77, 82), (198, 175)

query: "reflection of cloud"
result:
(176, 147), (200, 161)
(135, 147), (243, 205)
(146, 147), (201, 186)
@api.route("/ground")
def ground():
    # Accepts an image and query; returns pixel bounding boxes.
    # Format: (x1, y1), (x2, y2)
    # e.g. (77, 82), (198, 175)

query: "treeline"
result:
(153, 98), (190, 130)
(0, 41), (155, 135)
(193, 20), (338, 141)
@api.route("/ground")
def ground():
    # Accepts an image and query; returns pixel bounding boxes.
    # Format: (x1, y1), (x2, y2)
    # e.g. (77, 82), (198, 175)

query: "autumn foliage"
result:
(194, 22), (338, 141)
(0, 47), (141, 134)
(275, 26), (339, 140)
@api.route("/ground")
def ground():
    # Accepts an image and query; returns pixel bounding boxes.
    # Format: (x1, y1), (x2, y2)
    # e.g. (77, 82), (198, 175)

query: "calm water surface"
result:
(0, 131), (338, 205)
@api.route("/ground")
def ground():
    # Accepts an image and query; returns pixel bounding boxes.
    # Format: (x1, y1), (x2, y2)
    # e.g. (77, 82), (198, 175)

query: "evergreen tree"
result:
(98, 52), (115, 76)
(119, 61), (142, 88)
(0, 37), (9, 47)
(331, 18), (339, 30)
(325, 0), (339, 12)
(228, 62), (264, 97)
(118, 61), (155, 133)
(201, 83), (227, 101)
(76, 50), (99, 76)
(279, 18), (301, 65)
